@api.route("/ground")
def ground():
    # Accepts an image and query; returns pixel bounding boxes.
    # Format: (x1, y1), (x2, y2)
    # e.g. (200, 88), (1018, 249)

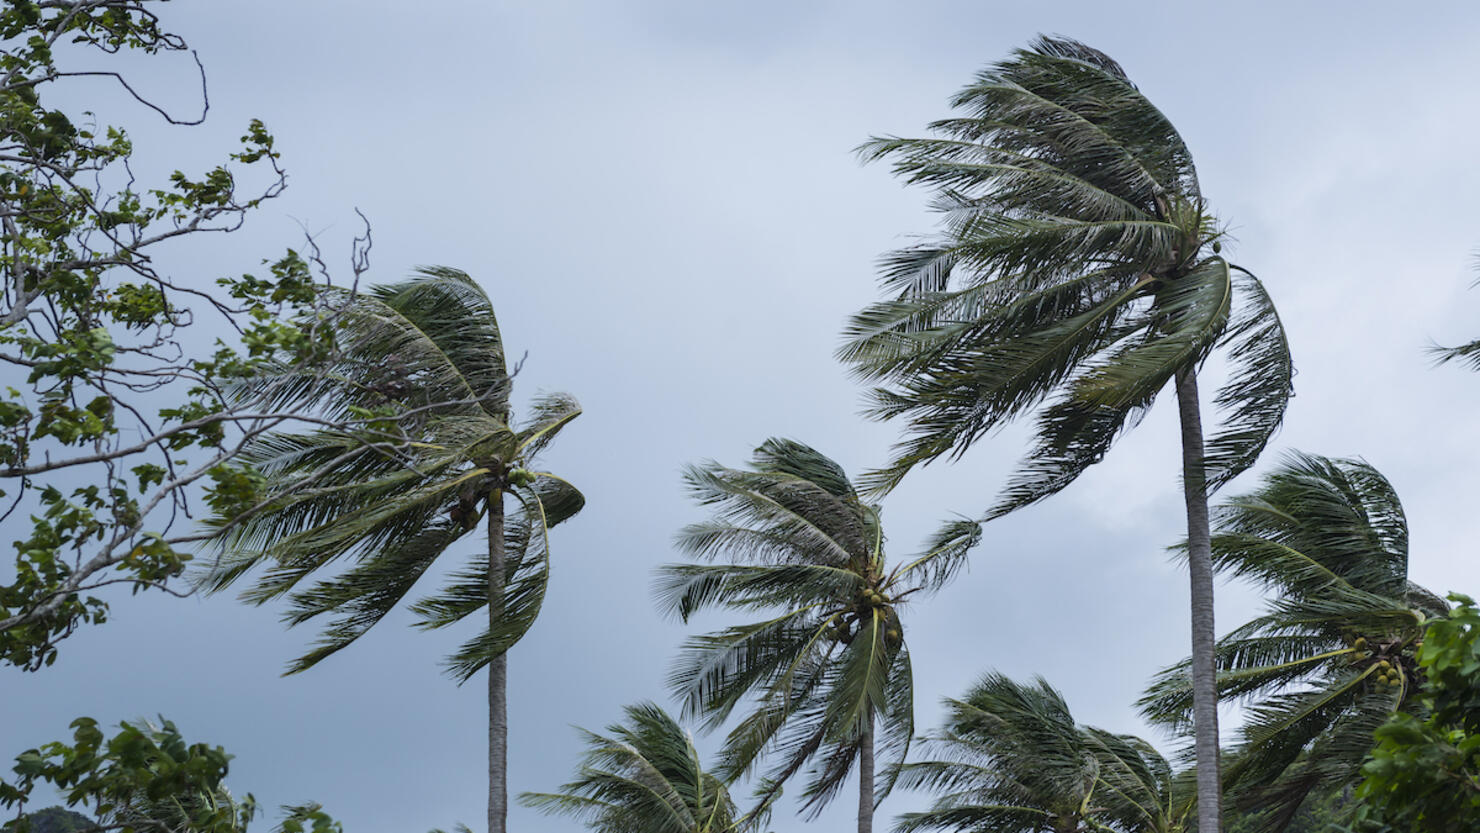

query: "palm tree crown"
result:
(521, 702), (762, 833)
(1139, 452), (1447, 831)
(839, 36), (1291, 510)
(657, 438), (981, 831)
(897, 673), (1192, 833)
(203, 267), (583, 678)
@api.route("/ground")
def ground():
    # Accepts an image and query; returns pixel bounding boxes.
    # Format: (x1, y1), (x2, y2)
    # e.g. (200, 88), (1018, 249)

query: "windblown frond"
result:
(1431, 254), (1480, 370)
(1433, 336), (1480, 369)
(1204, 267), (1293, 488)
(200, 267), (582, 679)
(415, 476), (585, 682)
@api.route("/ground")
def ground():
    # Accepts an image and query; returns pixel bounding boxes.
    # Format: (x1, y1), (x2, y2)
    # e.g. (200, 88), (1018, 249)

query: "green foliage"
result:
(3, 806), (92, 833)
(1139, 453), (1446, 831)
(1227, 786), (1353, 833)
(1349, 594), (1480, 831)
(658, 438), (981, 820)
(521, 703), (764, 833)
(202, 268), (585, 680)
(896, 673), (1193, 833)
(0, 0), (353, 670)
(839, 36), (1291, 510)
(0, 718), (341, 833)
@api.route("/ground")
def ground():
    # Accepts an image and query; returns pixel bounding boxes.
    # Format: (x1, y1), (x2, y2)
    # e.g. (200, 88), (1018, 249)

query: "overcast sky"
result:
(7, 2), (1480, 831)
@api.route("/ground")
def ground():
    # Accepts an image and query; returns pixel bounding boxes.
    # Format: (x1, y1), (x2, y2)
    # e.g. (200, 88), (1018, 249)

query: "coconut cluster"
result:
(1346, 635), (1414, 690)
(822, 586), (906, 648)
(1372, 659), (1403, 689)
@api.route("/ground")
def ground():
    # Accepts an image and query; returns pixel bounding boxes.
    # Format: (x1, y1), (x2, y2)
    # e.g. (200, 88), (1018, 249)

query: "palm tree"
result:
(657, 438), (982, 833)
(1138, 452), (1447, 832)
(521, 702), (767, 833)
(201, 267), (584, 833)
(896, 673), (1193, 833)
(838, 37), (1293, 833)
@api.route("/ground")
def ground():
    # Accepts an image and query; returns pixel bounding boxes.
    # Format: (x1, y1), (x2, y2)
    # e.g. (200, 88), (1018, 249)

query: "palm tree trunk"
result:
(858, 708), (874, 833)
(1175, 368), (1221, 833)
(487, 489), (508, 833)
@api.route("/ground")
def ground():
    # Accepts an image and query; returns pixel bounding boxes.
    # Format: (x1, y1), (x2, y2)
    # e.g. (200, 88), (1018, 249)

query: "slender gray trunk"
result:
(487, 489), (508, 833)
(1175, 368), (1221, 833)
(858, 708), (874, 833)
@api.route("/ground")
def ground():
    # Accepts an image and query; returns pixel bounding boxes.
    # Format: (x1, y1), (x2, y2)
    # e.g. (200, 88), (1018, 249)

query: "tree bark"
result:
(487, 489), (508, 833)
(858, 708), (874, 833)
(1175, 368), (1221, 833)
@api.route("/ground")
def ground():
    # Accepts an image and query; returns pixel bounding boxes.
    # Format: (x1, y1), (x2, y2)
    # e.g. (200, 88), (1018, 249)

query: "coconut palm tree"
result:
(657, 438), (982, 833)
(521, 702), (768, 833)
(838, 37), (1293, 833)
(201, 267), (584, 833)
(1138, 452), (1447, 832)
(897, 673), (1193, 833)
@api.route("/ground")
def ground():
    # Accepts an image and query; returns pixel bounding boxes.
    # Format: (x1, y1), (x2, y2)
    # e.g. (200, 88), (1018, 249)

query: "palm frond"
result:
(433, 481), (583, 682)
(370, 266), (510, 417)
(891, 518), (983, 595)
(873, 645), (916, 803)
(855, 275), (1148, 496)
(517, 391), (581, 459)
(1430, 254), (1480, 369)
(654, 562), (861, 621)
(1432, 336), (1480, 369)
(1203, 267), (1293, 488)
(821, 608), (894, 742)
(277, 519), (467, 674)
(679, 463), (866, 567)
(669, 607), (826, 729)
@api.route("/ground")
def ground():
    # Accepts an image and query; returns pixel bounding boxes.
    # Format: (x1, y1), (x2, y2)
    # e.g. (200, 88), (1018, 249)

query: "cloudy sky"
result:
(7, 1), (1480, 831)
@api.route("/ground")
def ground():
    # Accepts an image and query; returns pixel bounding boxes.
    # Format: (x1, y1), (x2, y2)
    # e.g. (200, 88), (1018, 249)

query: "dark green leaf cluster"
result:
(4, 806), (92, 833)
(0, 717), (341, 833)
(1226, 785), (1353, 833)
(1349, 594), (1480, 831)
